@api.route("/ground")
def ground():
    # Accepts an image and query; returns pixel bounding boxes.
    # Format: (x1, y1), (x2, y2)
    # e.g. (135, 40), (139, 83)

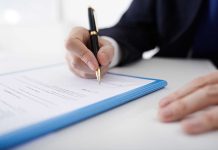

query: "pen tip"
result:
(98, 68), (101, 84)
(95, 68), (101, 85)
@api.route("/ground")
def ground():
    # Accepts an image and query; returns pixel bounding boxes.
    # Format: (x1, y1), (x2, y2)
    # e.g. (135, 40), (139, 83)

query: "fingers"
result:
(67, 26), (90, 44)
(182, 106), (218, 134)
(66, 52), (109, 79)
(66, 38), (98, 71)
(65, 27), (114, 79)
(70, 63), (109, 79)
(159, 71), (218, 108)
(158, 84), (218, 122)
(66, 27), (99, 71)
(66, 54), (94, 78)
(97, 38), (114, 66)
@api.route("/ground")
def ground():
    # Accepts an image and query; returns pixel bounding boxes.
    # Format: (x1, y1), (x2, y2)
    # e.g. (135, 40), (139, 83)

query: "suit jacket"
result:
(99, 0), (218, 67)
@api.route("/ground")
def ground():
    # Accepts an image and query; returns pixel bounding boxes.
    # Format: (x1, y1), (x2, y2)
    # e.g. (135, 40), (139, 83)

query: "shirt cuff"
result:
(101, 36), (121, 68)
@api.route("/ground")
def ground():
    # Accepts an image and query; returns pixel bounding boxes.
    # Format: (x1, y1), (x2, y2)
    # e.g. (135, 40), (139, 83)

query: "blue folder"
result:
(0, 70), (167, 149)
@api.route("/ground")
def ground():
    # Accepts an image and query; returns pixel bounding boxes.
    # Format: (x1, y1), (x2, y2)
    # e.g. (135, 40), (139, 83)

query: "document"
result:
(0, 64), (152, 135)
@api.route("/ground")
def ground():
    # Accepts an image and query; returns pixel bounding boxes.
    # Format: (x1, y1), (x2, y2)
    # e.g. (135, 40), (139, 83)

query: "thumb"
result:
(97, 45), (114, 66)
(97, 38), (114, 66)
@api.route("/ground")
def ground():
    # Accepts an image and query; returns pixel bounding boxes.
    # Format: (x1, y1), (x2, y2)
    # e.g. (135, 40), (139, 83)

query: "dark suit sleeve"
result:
(99, 0), (157, 66)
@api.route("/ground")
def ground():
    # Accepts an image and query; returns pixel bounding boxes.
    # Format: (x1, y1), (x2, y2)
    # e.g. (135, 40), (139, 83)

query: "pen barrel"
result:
(88, 7), (97, 31)
(90, 34), (99, 57)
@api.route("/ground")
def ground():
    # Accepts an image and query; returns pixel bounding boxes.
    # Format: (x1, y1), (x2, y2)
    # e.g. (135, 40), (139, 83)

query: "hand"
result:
(158, 71), (218, 134)
(65, 27), (114, 78)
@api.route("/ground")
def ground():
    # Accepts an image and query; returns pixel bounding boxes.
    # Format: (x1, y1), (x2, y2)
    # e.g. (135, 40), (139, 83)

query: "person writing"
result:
(65, 0), (218, 134)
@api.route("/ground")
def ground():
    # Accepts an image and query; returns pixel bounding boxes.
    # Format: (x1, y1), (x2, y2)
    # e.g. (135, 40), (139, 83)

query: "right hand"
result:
(65, 27), (114, 78)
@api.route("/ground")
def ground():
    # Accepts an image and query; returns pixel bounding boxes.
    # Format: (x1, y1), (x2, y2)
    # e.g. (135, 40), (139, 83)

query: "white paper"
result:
(0, 65), (152, 135)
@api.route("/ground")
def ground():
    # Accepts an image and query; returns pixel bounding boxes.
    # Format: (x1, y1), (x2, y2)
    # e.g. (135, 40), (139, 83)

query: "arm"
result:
(64, 0), (157, 78)
(99, 0), (157, 66)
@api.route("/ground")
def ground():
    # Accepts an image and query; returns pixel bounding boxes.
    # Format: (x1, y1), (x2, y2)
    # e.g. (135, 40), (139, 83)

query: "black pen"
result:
(88, 7), (101, 84)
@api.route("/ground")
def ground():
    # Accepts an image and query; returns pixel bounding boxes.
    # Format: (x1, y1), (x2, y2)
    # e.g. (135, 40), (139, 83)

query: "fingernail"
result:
(182, 119), (204, 134)
(159, 97), (173, 108)
(161, 97), (172, 101)
(159, 107), (173, 121)
(159, 100), (169, 108)
(87, 61), (96, 71)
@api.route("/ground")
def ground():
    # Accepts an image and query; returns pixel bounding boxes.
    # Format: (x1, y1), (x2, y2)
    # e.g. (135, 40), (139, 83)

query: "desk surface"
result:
(10, 57), (217, 150)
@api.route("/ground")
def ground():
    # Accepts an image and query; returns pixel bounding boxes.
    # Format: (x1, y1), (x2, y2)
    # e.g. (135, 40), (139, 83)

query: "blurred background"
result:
(0, 0), (131, 60)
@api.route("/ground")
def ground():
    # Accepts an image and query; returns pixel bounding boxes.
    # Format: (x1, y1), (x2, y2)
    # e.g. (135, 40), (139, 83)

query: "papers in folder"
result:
(0, 64), (167, 149)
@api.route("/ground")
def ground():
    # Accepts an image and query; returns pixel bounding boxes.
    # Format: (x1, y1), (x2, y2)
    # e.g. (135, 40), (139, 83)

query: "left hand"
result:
(158, 71), (218, 134)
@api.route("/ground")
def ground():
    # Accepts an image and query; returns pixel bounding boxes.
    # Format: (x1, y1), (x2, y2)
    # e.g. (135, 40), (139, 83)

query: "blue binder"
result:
(0, 70), (167, 149)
